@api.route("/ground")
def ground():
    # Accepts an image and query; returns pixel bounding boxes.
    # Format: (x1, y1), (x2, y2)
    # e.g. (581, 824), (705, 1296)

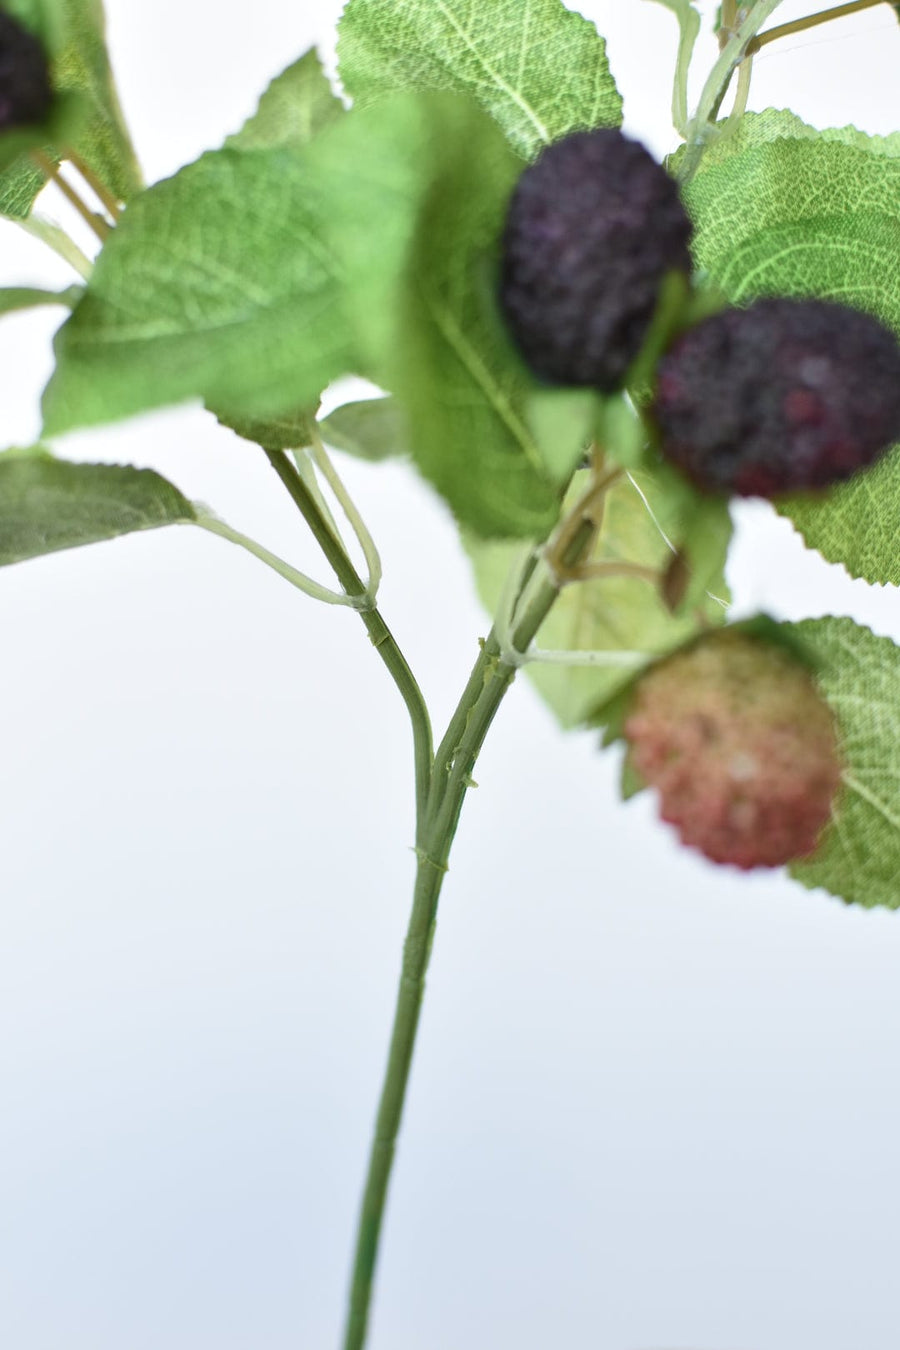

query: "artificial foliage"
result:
(1, 0), (899, 1346)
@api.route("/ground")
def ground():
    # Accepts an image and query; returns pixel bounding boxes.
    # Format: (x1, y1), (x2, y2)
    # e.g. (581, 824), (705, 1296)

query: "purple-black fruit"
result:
(0, 10), (52, 131)
(654, 297), (900, 496)
(500, 127), (693, 390)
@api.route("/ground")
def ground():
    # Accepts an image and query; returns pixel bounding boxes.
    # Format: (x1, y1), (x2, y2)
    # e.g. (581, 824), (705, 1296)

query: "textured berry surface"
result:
(500, 128), (693, 390)
(654, 297), (900, 496)
(0, 11), (52, 131)
(624, 632), (842, 869)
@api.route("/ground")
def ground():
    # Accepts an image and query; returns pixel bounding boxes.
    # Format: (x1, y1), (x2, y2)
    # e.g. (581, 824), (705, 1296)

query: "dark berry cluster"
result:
(499, 128), (900, 497)
(653, 298), (900, 496)
(0, 10), (52, 132)
(500, 128), (693, 390)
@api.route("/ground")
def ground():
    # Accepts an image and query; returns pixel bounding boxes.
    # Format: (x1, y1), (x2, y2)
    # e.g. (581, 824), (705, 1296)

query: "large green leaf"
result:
(337, 0), (622, 159)
(225, 48), (344, 152)
(466, 466), (730, 727)
(42, 144), (353, 433)
(679, 114), (900, 587)
(0, 0), (141, 218)
(46, 93), (564, 538)
(211, 50), (345, 450)
(0, 446), (194, 564)
(787, 617), (900, 909)
(305, 93), (565, 536)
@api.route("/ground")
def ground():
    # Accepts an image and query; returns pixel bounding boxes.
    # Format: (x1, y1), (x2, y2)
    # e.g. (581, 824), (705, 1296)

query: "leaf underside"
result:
(787, 616), (900, 910)
(0, 447), (195, 565)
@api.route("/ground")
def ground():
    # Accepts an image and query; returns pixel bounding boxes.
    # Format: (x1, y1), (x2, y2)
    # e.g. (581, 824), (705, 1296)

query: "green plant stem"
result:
(194, 510), (361, 607)
(718, 0), (738, 48)
(341, 516), (598, 1350)
(678, 0), (786, 183)
(264, 448), (432, 832)
(746, 0), (886, 54)
(309, 428), (383, 597)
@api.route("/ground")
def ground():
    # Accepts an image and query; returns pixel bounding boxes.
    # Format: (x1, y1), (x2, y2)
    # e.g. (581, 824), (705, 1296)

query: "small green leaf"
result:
(786, 617), (900, 909)
(0, 284), (82, 315)
(0, 445), (195, 564)
(225, 48), (344, 152)
(525, 388), (597, 485)
(679, 116), (900, 586)
(319, 399), (409, 462)
(54, 0), (142, 201)
(337, 0), (622, 159)
(42, 145), (353, 434)
(466, 466), (730, 728)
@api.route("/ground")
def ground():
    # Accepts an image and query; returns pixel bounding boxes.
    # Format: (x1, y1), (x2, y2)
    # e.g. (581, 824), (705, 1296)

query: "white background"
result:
(2, 2), (900, 1347)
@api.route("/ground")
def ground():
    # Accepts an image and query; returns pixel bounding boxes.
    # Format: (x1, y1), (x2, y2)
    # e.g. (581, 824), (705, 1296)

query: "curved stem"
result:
(309, 428), (383, 597)
(264, 449), (433, 834)
(194, 510), (362, 607)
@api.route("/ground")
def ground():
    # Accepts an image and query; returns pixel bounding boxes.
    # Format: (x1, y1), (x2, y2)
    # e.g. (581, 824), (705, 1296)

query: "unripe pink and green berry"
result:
(624, 631), (842, 869)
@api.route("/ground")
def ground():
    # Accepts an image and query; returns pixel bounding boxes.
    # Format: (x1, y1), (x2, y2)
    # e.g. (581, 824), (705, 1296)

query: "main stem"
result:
(341, 517), (598, 1350)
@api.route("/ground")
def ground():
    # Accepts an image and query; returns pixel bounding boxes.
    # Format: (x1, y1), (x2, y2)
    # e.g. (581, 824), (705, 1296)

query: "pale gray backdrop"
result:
(1, 3), (900, 1347)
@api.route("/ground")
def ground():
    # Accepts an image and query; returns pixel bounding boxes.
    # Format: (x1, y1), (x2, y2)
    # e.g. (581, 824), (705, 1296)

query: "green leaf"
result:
(679, 115), (900, 586)
(525, 388), (597, 485)
(0, 0), (141, 219)
(209, 52), (344, 450)
(337, 0), (622, 159)
(466, 466), (730, 728)
(0, 284), (82, 315)
(42, 144), (354, 434)
(300, 92), (562, 536)
(319, 398), (409, 462)
(786, 617), (900, 909)
(0, 446), (195, 564)
(225, 48), (344, 152)
(54, 0), (142, 201)
(777, 448), (900, 586)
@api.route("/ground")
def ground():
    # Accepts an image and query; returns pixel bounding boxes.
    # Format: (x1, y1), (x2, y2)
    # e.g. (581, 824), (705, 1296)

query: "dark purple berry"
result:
(0, 10), (52, 131)
(499, 128), (693, 390)
(654, 297), (900, 497)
